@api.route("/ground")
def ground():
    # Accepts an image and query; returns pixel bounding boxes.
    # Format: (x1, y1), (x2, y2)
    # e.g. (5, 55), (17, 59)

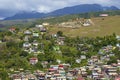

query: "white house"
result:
(29, 58), (38, 65)
(36, 25), (43, 28)
(33, 32), (39, 37)
(42, 23), (49, 26)
(24, 30), (32, 35)
(23, 42), (31, 48)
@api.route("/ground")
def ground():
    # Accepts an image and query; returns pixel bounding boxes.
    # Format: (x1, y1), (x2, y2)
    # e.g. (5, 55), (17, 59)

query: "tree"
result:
(35, 62), (43, 69)
(19, 51), (29, 57)
(0, 70), (9, 80)
(57, 31), (63, 36)
(37, 54), (46, 61)
(107, 56), (117, 65)
(84, 13), (91, 19)
(113, 47), (120, 59)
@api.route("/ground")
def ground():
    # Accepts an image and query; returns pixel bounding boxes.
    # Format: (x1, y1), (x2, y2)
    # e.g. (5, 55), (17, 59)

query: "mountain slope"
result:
(5, 11), (45, 20)
(4, 4), (119, 20)
(48, 4), (103, 16)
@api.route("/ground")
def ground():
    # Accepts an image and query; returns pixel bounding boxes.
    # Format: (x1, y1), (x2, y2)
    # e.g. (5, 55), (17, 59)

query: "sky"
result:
(0, 0), (120, 17)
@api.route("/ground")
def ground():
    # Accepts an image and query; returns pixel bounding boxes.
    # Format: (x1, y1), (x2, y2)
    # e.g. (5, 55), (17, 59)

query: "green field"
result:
(48, 15), (120, 37)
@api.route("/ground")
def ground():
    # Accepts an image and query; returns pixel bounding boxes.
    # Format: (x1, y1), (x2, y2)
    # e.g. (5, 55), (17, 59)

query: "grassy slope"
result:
(0, 19), (36, 31)
(48, 15), (120, 37)
(0, 15), (120, 37)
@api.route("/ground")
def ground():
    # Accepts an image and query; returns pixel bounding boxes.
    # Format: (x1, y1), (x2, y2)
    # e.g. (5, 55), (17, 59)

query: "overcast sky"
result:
(0, 0), (120, 17)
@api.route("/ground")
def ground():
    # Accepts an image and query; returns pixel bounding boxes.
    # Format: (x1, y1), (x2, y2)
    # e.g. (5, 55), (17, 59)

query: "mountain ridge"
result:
(4, 4), (119, 20)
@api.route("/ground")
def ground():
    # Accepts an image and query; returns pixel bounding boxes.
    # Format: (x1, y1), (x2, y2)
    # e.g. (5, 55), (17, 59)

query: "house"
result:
(42, 22), (49, 26)
(23, 42), (31, 48)
(83, 23), (90, 27)
(32, 40), (39, 46)
(83, 19), (94, 27)
(12, 74), (28, 80)
(36, 25), (43, 28)
(24, 36), (29, 41)
(35, 24), (46, 32)
(40, 27), (46, 32)
(41, 61), (48, 68)
(51, 34), (58, 38)
(92, 71), (99, 79)
(12, 74), (21, 80)
(29, 47), (38, 53)
(57, 37), (65, 45)
(59, 70), (66, 76)
(104, 65), (118, 77)
(88, 59), (94, 66)
(99, 14), (108, 17)
(76, 59), (81, 63)
(56, 59), (61, 64)
(116, 36), (120, 40)
(91, 56), (99, 62)
(66, 72), (74, 80)
(77, 76), (84, 80)
(50, 65), (59, 70)
(117, 60), (120, 65)
(27, 74), (37, 80)
(116, 43), (120, 47)
(45, 73), (52, 80)
(80, 67), (87, 77)
(94, 67), (101, 73)
(9, 27), (16, 33)
(56, 40), (64, 45)
(109, 53), (115, 56)
(33, 32), (39, 37)
(81, 55), (86, 59)
(29, 58), (38, 65)
(35, 70), (45, 80)
(87, 65), (94, 71)
(24, 30), (32, 35)
(61, 63), (71, 70)
(56, 76), (66, 80)
(115, 76), (120, 80)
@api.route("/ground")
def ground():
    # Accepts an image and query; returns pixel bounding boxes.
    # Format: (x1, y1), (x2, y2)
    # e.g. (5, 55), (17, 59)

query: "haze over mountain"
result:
(4, 4), (119, 20)
(48, 4), (119, 16)
(0, 0), (120, 19)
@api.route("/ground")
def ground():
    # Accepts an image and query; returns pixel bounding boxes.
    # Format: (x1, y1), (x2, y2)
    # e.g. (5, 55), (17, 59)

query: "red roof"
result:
(115, 77), (120, 80)
(115, 78), (120, 80)
(9, 27), (16, 31)
(48, 68), (56, 71)
(77, 76), (84, 80)
(59, 64), (64, 67)
(30, 58), (38, 60)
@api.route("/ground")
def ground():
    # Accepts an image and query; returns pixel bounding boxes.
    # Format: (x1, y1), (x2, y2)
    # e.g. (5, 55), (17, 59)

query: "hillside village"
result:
(0, 15), (120, 80)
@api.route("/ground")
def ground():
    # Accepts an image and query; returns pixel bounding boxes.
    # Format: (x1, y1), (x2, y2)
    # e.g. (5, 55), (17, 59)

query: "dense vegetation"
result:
(0, 28), (120, 79)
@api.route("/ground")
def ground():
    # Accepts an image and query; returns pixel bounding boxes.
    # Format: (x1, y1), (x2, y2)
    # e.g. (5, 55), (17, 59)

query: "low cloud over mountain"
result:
(0, 0), (120, 18)
(4, 4), (119, 20)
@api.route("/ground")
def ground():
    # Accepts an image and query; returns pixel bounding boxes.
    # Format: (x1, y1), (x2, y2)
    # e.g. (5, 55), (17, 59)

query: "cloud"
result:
(0, 0), (119, 17)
